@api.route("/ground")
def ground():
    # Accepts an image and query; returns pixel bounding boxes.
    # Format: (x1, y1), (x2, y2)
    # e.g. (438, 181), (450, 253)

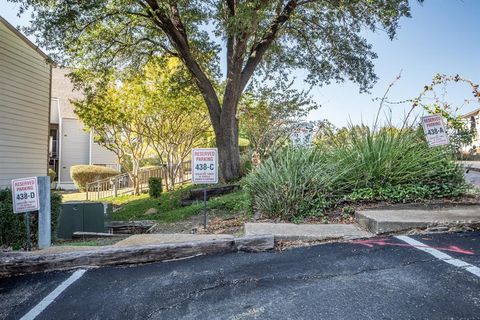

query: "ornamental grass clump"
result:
(334, 126), (466, 200)
(244, 147), (347, 220)
(246, 125), (466, 221)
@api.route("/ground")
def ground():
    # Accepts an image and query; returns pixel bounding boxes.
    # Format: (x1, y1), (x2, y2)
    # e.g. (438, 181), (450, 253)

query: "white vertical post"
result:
(38, 176), (51, 249)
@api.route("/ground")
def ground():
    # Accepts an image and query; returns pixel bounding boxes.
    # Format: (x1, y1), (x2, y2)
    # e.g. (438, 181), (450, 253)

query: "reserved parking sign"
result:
(421, 114), (449, 147)
(192, 148), (218, 184)
(11, 177), (40, 213)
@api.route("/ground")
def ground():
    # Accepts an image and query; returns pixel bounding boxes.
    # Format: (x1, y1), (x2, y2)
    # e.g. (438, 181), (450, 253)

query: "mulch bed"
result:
(199, 216), (247, 235)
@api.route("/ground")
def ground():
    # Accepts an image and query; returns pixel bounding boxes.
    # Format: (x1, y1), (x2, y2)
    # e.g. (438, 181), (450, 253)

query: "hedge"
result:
(0, 189), (62, 250)
(70, 165), (120, 191)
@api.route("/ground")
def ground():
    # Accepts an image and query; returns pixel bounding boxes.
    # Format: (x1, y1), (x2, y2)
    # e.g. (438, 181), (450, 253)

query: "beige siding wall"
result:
(58, 118), (90, 187)
(89, 133), (118, 168)
(0, 22), (50, 188)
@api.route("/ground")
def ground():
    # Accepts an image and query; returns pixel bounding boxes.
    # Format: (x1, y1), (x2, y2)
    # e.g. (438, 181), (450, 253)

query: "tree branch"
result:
(239, 0), (297, 92)
(140, 0), (222, 129)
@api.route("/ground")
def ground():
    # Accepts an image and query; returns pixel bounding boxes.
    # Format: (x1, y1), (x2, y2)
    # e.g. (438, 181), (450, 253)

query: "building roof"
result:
(0, 15), (52, 63)
(52, 67), (83, 119)
(461, 108), (480, 119)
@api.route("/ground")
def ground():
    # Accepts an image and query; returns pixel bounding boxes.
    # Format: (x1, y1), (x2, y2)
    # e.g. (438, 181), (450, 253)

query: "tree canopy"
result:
(75, 58), (211, 191)
(11, 0), (416, 180)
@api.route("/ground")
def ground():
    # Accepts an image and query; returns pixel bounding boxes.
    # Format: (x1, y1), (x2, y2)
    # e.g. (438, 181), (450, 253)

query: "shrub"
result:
(70, 165), (120, 191)
(239, 151), (253, 176)
(149, 177), (162, 198)
(0, 189), (62, 250)
(50, 193), (62, 241)
(244, 147), (344, 220)
(246, 126), (466, 221)
(330, 126), (465, 191)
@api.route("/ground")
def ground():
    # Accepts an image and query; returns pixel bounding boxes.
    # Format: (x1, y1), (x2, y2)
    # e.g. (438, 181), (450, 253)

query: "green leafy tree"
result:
(239, 80), (318, 161)
(74, 75), (150, 195)
(12, 0), (416, 181)
(142, 58), (211, 190)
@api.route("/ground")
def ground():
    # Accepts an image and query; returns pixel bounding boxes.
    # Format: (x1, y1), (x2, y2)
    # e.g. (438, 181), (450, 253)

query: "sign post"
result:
(37, 176), (51, 249)
(25, 211), (31, 251)
(11, 177), (40, 251)
(421, 114), (449, 147)
(191, 148), (218, 229)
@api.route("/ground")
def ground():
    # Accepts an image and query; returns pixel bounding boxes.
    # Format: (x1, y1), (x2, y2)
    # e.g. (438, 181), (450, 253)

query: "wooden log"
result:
(106, 220), (155, 228)
(0, 235), (274, 278)
(105, 220), (155, 234)
(234, 234), (275, 252)
(181, 184), (240, 206)
(72, 232), (116, 239)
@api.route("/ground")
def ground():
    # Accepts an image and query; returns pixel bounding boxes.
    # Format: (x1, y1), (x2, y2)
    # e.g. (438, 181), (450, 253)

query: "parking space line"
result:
(395, 236), (480, 278)
(20, 269), (87, 320)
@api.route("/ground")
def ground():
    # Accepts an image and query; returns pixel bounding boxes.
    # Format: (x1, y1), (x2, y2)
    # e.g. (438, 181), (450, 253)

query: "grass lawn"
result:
(55, 184), (251, 225)
(57, 237), (125, 246)
(106, 185), (251, 223)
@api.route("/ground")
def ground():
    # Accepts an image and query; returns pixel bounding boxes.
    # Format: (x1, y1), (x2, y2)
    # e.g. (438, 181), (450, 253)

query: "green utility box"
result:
(57, 202), (112, 239)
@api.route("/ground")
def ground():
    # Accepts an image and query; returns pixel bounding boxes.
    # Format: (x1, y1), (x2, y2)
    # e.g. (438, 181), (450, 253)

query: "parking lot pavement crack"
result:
(145, 277), (261, 319)
(145, 257), (438, 318)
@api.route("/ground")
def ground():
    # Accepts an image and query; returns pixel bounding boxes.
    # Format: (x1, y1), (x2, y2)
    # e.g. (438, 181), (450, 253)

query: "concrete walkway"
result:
(356, 206), (480, 234)
(245, 205), (480, 239)
(112, 233), (234, 247)
(245, 222), (373, 241)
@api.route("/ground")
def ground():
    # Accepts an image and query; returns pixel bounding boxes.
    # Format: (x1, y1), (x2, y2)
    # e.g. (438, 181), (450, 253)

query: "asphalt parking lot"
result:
(1, 232), (479, 320)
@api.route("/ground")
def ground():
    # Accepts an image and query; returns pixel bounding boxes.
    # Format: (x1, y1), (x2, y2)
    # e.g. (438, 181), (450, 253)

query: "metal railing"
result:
(85, 161), (191, 200)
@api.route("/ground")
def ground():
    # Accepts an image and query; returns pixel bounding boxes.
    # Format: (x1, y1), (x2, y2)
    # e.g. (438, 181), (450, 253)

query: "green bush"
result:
(148, 177), (162, 198)
(70, 165), (120, 191)
(50, 192), (62, 241)
(0, 189), (62, 250)
(245, 126), (466, 221)
(240, 152), (253, 176)
(328, 126), (464, 191)
(244, 148), (344, 220)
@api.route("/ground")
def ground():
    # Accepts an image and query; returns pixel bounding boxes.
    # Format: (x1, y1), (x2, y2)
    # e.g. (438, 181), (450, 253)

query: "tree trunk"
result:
(132, 160), (140, 196)
(217, 137), (240, 181)
(168, 163), (175, 192)
(216, 100), (241, 182)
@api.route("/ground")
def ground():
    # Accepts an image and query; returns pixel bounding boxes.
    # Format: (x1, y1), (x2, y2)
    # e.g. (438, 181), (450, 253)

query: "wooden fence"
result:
(85, 162), (191, 200)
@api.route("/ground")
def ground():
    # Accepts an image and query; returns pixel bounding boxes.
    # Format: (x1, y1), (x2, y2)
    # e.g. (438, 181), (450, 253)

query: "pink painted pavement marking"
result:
(351, 238), (474, 255)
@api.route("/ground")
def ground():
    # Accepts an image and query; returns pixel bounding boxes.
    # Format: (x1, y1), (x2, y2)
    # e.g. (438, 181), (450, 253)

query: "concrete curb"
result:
(459, 161), (480, 173)
(356, 207), (480, 234)
(245, 223), (374, 241)
(465, 166), (480, 173)
(0, 235), (274, 278)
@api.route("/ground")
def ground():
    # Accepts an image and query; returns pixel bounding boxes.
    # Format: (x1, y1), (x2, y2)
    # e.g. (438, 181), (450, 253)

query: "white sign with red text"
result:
(11, 177), (40, 213)
(421, 114), (449, 147)
(192, 148), (218, 184)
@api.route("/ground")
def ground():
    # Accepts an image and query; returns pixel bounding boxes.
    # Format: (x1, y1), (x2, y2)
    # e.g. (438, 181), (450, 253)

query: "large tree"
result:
(12, 0), (415, 181)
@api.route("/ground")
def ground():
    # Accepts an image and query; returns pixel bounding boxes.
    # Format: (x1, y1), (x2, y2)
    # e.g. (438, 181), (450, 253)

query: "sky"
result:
(1, 1), (479, 128)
